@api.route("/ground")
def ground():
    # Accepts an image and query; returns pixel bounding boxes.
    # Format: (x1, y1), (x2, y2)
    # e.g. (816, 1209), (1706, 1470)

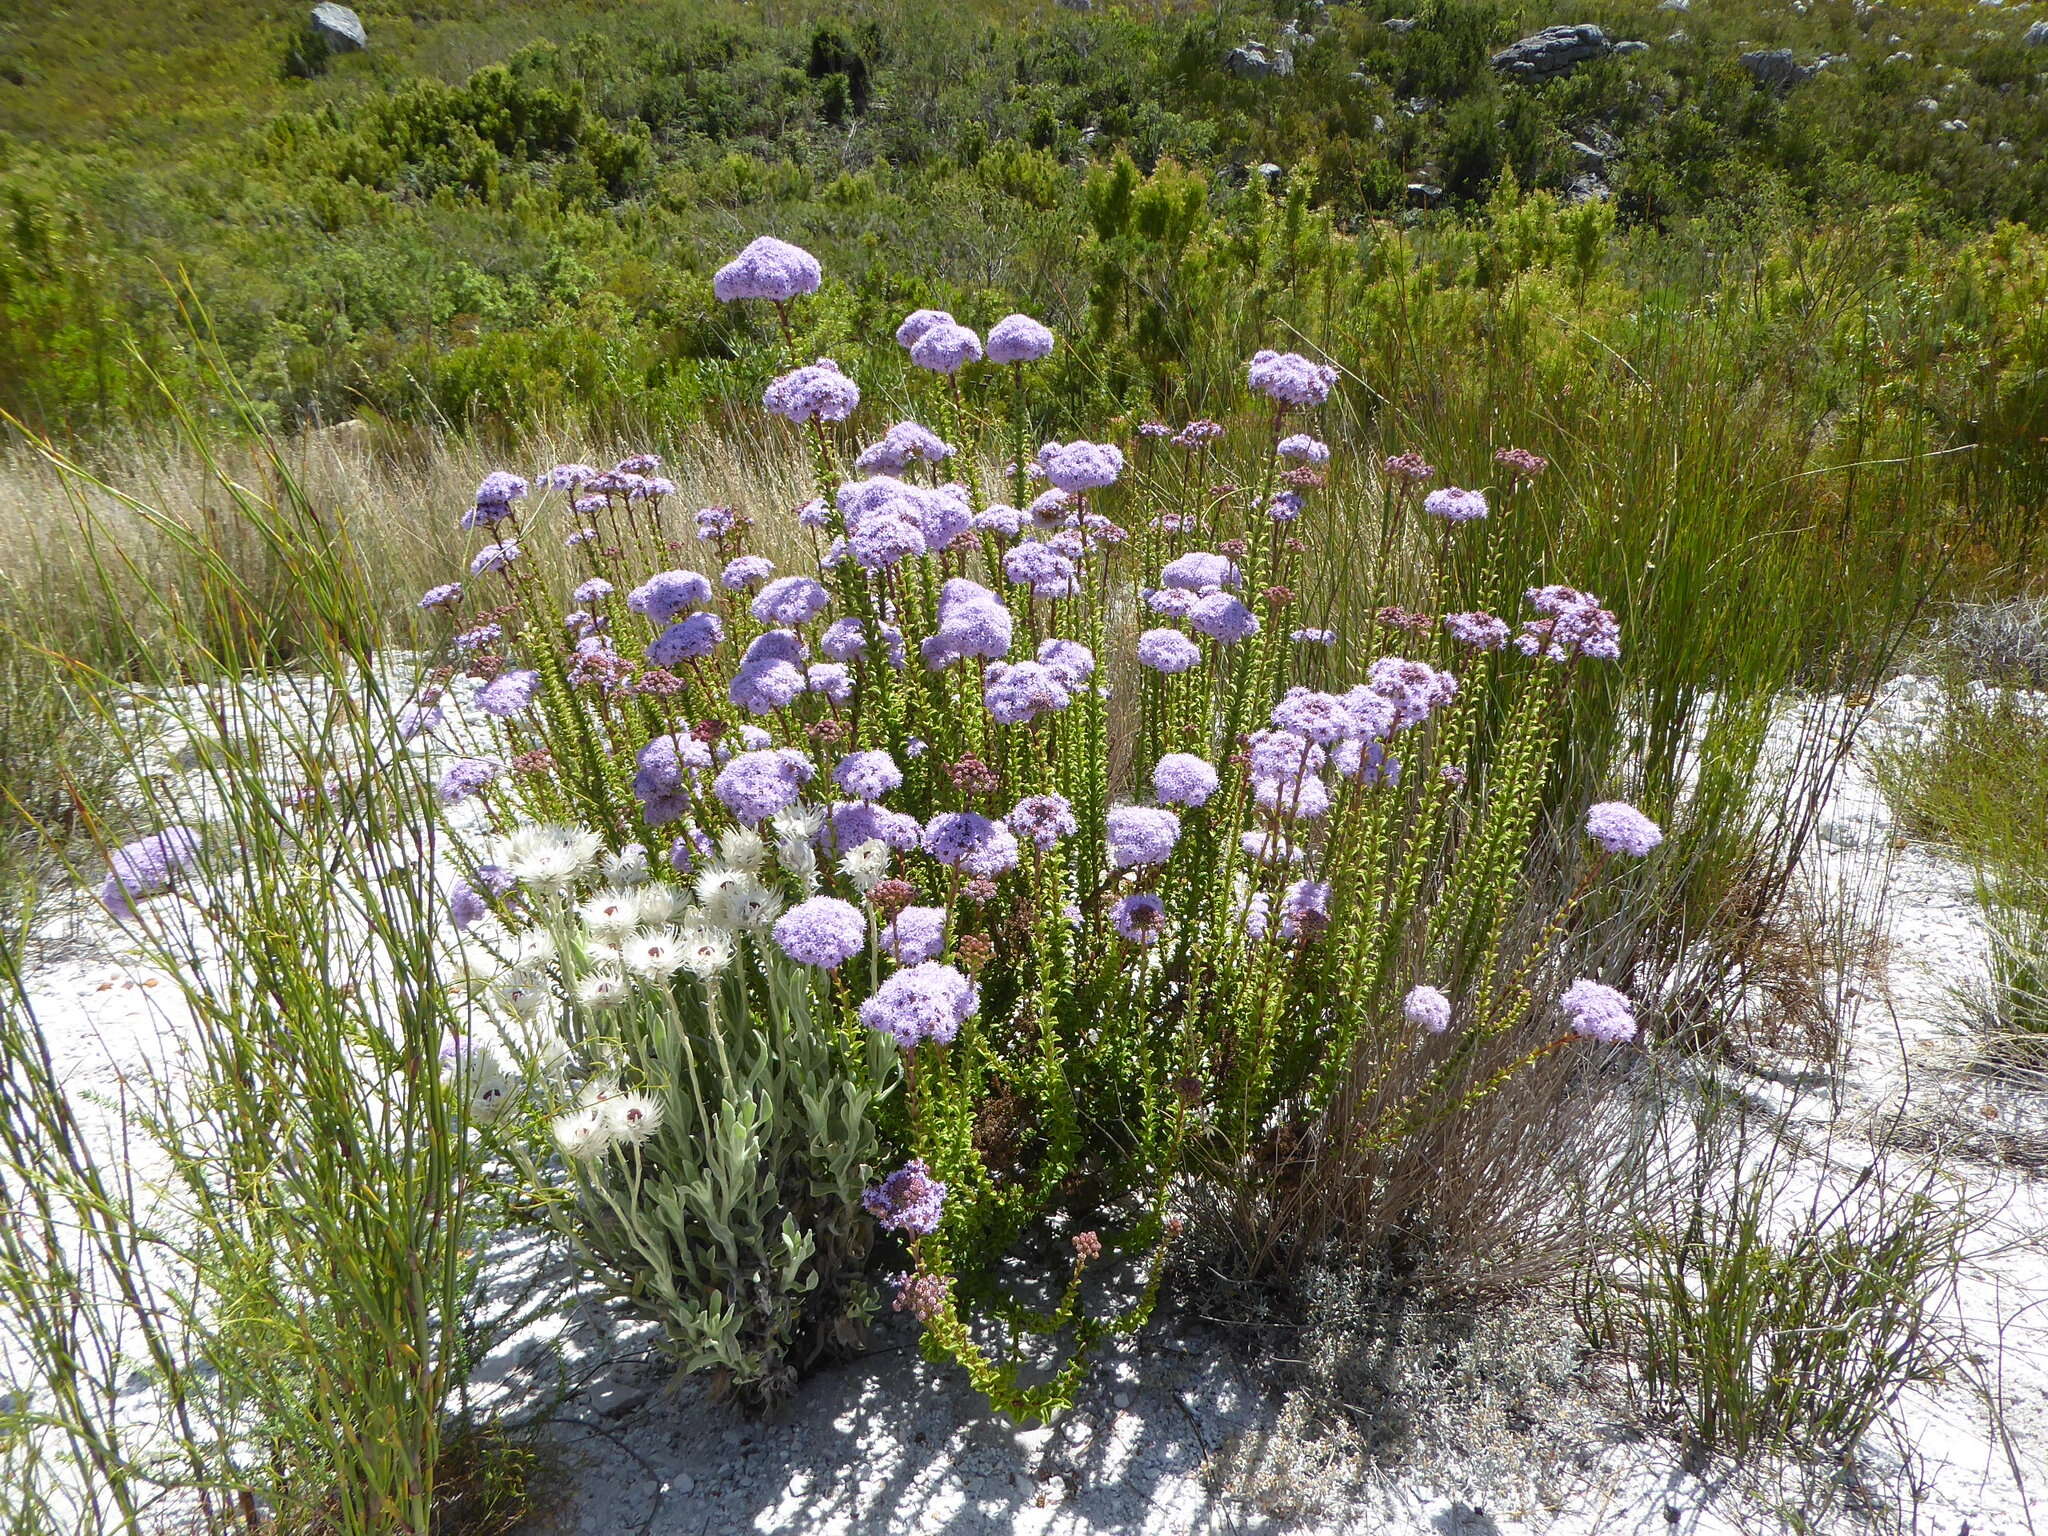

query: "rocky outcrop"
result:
(1491, 25), (1611, 81)
(309, 3), (367, 52)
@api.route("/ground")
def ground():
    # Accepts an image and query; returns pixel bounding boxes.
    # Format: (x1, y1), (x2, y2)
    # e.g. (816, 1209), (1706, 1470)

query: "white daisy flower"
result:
(575, 969), (630, 1011)
(599, 1091), (664, 1146)
(677, 925), (735, 979)
(836, 838), (891, 893)
(490, 968), (554, 1019)
(601, 842), (651, 885)
(621, 925), (688, 980)
(551, 1108), (610, 1159)
(496, 824), (605, 895)
(631, 882), (682, 927)
(579, 888), (642, 940)
(718, 827), (768, 872)
(769, 803), (828, 843)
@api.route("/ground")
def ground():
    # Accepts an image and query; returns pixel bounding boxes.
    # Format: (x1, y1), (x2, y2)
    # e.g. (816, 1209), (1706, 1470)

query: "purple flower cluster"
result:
(713, 236), (822, 303)
(1560, 979), (1637, 1044)
(714, 748), (815, 823)
(922, 812), (1020, 875)
(1007, 793), (1077, 851)
(833, 749), (902, 801)
(773, 896), (867, 968)
(863, 1158), (949, 1233)
(1443, 611), (1509, 651)
(1247, 349), (1339, 407)
(879, 906), (948, 964)
(921, 579), (1013, 669)
(1036, 441), (1124, 493)
(476, 669), (539, 718)
(628, 570), (713, 625)
(1112, 893), (1166, 944)
(984, 661), (1073, 725)
(855, 420), (954, 475)
(1423, 487), (1489, 523)
(420, 582), (463, 610)
(1137, 628), (1202, 675)
(1152, 753), (1219, 808)
(751, 576), (831, 628)
(1365, 658), (1459, 730)
(763, 358), (860, 423)
(987, 313), (1056, 364)
(861, 966), (979, 1049)
(100, 827), (203, 919)
(634, 733), (713, 824)
(1404, 985), (1452, 1034)
(1517, 587), (1621, 662)
(647, 612), (724, 667)
(1585, 801), (1664, 858)
(438, 757), (502, 805)
(910, 321), (982, 374)
(1107, 805), (1181, 869)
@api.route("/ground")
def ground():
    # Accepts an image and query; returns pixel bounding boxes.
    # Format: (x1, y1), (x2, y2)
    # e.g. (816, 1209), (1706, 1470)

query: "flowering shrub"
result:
(403, 239), (1658, 1419)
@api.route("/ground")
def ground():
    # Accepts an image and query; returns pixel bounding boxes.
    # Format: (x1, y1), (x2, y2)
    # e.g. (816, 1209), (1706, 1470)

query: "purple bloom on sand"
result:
(987, 313), (1056, 364)
(1404, 985), (1452, 1034)
(99, 827), (203, 919)
(713, 236), (822, 303)
(1153, 753), (1219, 808)
(863, 1158), (950, 1233)
(1137, 628), (1202, 675)
(1247, 349), (1338, 408)
(763, 358), (861, 424)
(834, 750), (903, 802)
(1007, 793), (1077, 851)
(1424, 487), (1489, 523)
(878, 905), (948, 964)
(1560, 979), (1637, 1044)
(860, 967), (979, 1050)
(1113, 893), (1167, 945)
(627, 570), (715, 625)
(438, 757), (502, 806)
(419, 583), (463, 610)
(1585, 801), (1664, 858)
(477, 669), (540, 718)
(910, 322), (983, 375)
(1107, 806), (1181, 869)
(449, 882), (487, 932)
(772, 896), (868, 968)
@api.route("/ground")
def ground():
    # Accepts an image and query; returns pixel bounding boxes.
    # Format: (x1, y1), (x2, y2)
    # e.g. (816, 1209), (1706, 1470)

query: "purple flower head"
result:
(976, 504), (1026, 538)
(721, 556), (774, 590)
(633, 734), (713, 812)
(1332, 738), (1402, 787)
(420, 583), (463, 610)
(99, 827), (203, 919)
(1424, 487), (1489, 523)
(987, 313), (1056, 364)
(1518, 587), (1621, 663)
(878, 905), (948, 964)
(647, 612), (725, 667)
(854, 420), (955, 475)
(849, 514), (928, 570)
(1444, 611), (1510, 651)
(1113, 893), (1167, 945)
(763, 358), (861, 424)
(1585, 801), (1664, 858)
(921, 579), (1012, 668)
(1006, 793), (1076, 851)
(820, 617), (906, 668)
(1107, 805), (1181, 869)
(910, 322), (983, 375)
(835, 750), (903, 802)
(1248, 729), (1326, 782)
(1025, 488), (1072, 531)
(1271, 688), (1352, 745)
(1146, 587), (1197, 619)
(629, 476), (676, 501)
(1136, 628), (1202, 675)
(1292, 627), (1338, 646)
(1560, 979), (1637, 1045)
(751, 576), (831, 627)
(399, 703), (443, 741)
(1255, 771), (1331, 821)
(438, 757), (502, 805)
(984, 660), (1073, 725)
(1385, 451), (1435, 483)
(566, 525), (599, 547)
(696, 504), (739, 540)
(1247, 349), (1339, 408)
(1153, 753), (1219, 808)
(807, 662), (852, 703)
(1367, 658), (1459, 730)
(1241, 828), (1304, 865)
(616, 454), (663, 475)
(894, 309), (954, 349)
(714, 748), (815, 823)
(1161, 551), (1242, 591)
(863, 1158), (949, 1233)
(477, 669), (540, 718)
(1404, 985), (1452, 1034)
(713, 236), (822, 303)
(1036, 440), (1124, 494)
(459, 498), (515, 531)
(1173, 419), (1226, 448)
(670, 829), (713, 873)
(1036, 638), (1095, 687)
(1339, 687), (1399, 742)
(1278, 434), (1331, 464)
(469, 541), (523, 576)
(915, 483), (974, 550)
(860, 967), (979, 1050)
(1190, 592), (1261, 645)
(449, 881), (487, 933)
(772, 895), (867, 968)
(922, 812), (1020, 876)
(1267, 490), (1305, 523)
(830, 801), (922, 854)
(627, 570), (714, 625)
(474, 470), (528, 507)
(573, 577), (614, 605)
(1003, 541), (1078, 596)
(1279, 880), (1332, 940)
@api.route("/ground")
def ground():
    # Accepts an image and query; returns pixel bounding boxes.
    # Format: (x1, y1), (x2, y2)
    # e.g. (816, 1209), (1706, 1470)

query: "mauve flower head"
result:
(420, 582), (463, 610)
(861, 966), (978, 1050)
(713, 236), (822, 303)
(1241, 828), (1304, 865)
(976, 504), (1025, 538)
(721, 555), (774, 590)
(449, 881), (487, 932)
(1339, 686), (1398, 742)
(1003, 541), (1078, 595)
(1271, 688), (1352, 745)
(1036, 638), (1094, 686)
(855, 420), (955, 476)
(987, 312), (1056, 364)
(1138, 420), (1172, 438)
(1494, 446), (1548, 477)
(910, 322), (982, 375)
(1332, 738), (1402, 787)
(1444, 611), (1510, 651)
(1145, 587), (1196, 620)
(1161, 551), (1241, 590)
(1367, 657), (1459, 730)
(917, 482), (974, 550)
(1585, 801), (1664, 858)
(470, 541), (523, 576)
(1190, 592), (1260, 645)
(1036, 440), (1124, 493)
(1384, 451), (1434, 483)
(1560, 978), (1637, 1044)
(714, 748), (814, 823)
(1007, 792), (1077, 851)
(573, 577), (614, 605)
(634, 734), (713, 804)
(864, 1158), (949, 1233)
(100, 827), (203, 919)
(399, 703), (443, 741)
(1107, 805), (1181, 869)
(1292, 627), (1338, 646)
(1153, 752), (1219, 808)
(984, 660), (1072, 725)
(772, 895), (867, 968)
(835, 750), (902, 802)
(1247, 349), (1339, 407)
(1137, 628), (1202, 674)
(830, 801), (923, 855)
(894, 309), (954, 349)
(763, 357), (860, 423)
(922, 811), (1019, 876)
(647, 611), (725, 666)
(627, 569), (714, 624)
(477, 669), (540, 717)
(1172, 419), (1225, 448)
(475, 470), (528, 506)
(807, 661), (852, 703)
(1255, 771), (1331, 821)
(1267, 490), (1305, 522)
(1518, 587), (1621, 662)
(696, 504), (739, 539)
(1279, 879), (1332, 939)
(438, 757), (502, 805)
(1248, 729), (1326, 782)
(617, 454), (663, 475)
(849, 513), (928, 570)
(1025, 487), (1072, 531)
(1277, 434), (1331, 464)
(629, 476), (676, 501)
(821, 617), (905, 668)
(546, 463), (600, 490)
(459, 498), (515, 531)
(566, 525), (599, 546)
(921, 579), (1012, 668)
(879, 905), (948, 964)
(751, 575), (831, 627)
(1113, 893), (1167, 944)
(1424, 487), (1489, 523)
(1404, 985), (1452, 1034)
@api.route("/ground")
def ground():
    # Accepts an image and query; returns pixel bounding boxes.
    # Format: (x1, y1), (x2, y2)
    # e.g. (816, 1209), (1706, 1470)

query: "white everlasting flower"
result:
(769, 803), (828, 843)
(631, 882), (682, 927)
(446, 941), (502, 993)
(490, 968), (554, 1019)
(621, 925), (688, 980)
(575, 968), (630, 1011)
(696, 867), (777, 929)
(776, 836), (819, 885)
(726, 881), (784, 931)
(718, 827), (769, 872)
(677, 925), (735, 979)
(599, 1091), (664, 1147)
(551, 1108), (610, 1159)
(837, 838), (891, 893)
(497, 824), (605, 895)
(506, 929), (558, 968)
(601, 842), (651, 885)
(579, 888), (643, 940)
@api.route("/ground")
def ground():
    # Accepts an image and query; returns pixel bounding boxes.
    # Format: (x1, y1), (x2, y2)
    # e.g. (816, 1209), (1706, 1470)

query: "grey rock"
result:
(1884, 50), (1915, 64)
(1566, 172), (1612, 204)
(1668, 31), (1690, 43)
(1406, 181), (1445, 204)
(1492, 24), (1613, 79)
(1658, 0), (1689, 10)
(1614, 38), (1650, 53)
(308, 3), (367, 52)
(1916, 97), (1940, 110)
(1257, 162), (1284, 180)
(1941, 118), (1970, 130)
(1057, 0), (1094, 10)
(1224, 46), (1273, 78)
(1385, 16), (1417, 31)
(1739, 48), (1818, 88)
(2027, 19), (2048, 41)
(1571, 140), (1608, 171)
